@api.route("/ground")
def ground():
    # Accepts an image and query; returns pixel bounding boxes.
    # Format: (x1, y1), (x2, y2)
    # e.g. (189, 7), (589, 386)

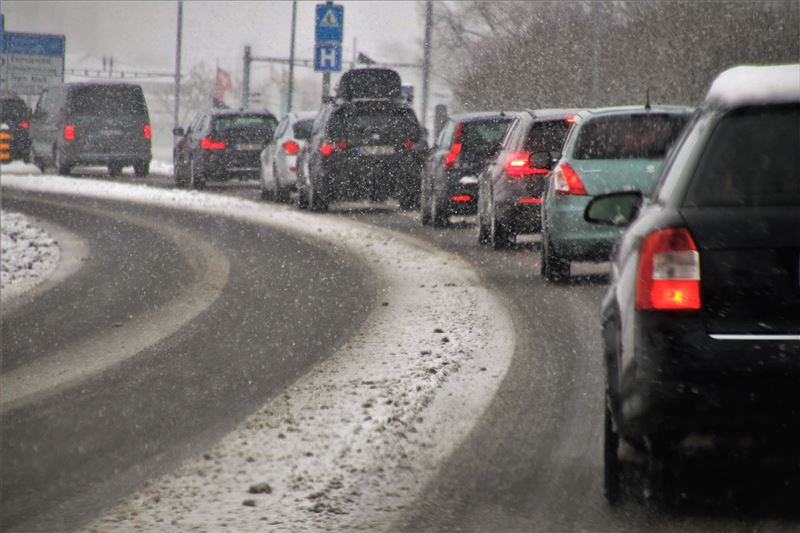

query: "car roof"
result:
(289, 111), (318, 121)
(449, 111), (522, 122)
(525, 108), (584, 120)
(210, 110), (276, 118)
(705, 63), (800, 108)
(574, 105), (694, 119)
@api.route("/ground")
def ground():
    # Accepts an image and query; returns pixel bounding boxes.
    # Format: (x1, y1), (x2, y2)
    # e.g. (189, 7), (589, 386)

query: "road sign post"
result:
(314, 2), (344, 101)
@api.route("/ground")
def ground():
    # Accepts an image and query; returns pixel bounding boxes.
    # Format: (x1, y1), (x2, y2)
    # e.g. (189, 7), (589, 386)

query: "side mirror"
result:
(531, 151), (553, 171)
(173, 127), (185, 136)
(584, 191), (644, 227)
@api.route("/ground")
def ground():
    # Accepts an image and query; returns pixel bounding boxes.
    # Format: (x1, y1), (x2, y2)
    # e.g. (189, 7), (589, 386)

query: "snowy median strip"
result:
(1, 210), (61, 302)
(2, 174), (514, 531)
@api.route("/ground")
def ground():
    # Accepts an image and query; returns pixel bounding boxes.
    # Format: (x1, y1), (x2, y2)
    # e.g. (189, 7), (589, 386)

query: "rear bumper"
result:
(620, 312), (800, 441)
(495, 177), (547, 233)
(203, 150), (261, 180)
(319, 153), (421, 200)
(63, 142), (151, 165)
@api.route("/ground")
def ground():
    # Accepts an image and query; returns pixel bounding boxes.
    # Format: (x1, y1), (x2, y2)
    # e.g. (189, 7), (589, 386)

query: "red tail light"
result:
(565, 115), (575, 124)
(444, 122), (464, 170)
(553, 162), (587, 195)
(143, 124), (152, 139)
(200, 136), (226, 150)
(282, 140), (300, 155)
(402, 139), (415, 151)
(64, 124), (75, 141)
(505, 151), (550, 178)
(451, 194), (473, 202)
(517, 197), (542, 204)
(320, 140), (348, 156)
(636, 227), (701, 311)
(19, 121), (30, 129)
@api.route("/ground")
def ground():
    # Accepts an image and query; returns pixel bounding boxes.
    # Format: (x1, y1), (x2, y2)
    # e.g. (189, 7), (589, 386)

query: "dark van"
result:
(31, 82), (152, 177)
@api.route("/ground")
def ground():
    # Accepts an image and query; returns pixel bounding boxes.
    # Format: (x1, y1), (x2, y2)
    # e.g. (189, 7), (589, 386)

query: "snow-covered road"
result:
(2, 173), (515, 531)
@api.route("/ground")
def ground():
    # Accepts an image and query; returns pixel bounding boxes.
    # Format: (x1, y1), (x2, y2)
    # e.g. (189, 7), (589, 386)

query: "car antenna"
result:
(499, 110), (505, 117)
(645, 88), (652, 111)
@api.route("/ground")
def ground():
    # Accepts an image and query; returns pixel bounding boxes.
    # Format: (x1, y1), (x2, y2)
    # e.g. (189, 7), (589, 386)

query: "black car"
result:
(477, 109), (579, 248)
(30, 82), (152, 177)
(173, 110), (277, 189)
(420, 112), (514, 227)
(296, 68), (424, 211)
(584, 64), (800, 504)
(1, 92), (32, 163)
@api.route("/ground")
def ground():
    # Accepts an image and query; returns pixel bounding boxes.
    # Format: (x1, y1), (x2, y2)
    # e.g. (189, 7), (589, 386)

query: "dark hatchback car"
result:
(477, 109), (578, 248)
(297, 98), (423, 211)
(420, 112), (514, 227)
(1, 92), (32, 162)
(585, 64), (800, 504)
(31, 82), (152, 176)
(173, 110), (277, 189)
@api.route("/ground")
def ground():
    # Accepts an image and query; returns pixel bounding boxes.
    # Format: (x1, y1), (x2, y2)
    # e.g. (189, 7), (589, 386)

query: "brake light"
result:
(565, 115), (575, 124)
(143, 124), (152, 139)
(64, 124), (75, 141)
(517, 197), (542, 204)
(403, 139), (415, 151)
(444, 122), (464, 170)
(451, 194), (472, 202)
(283, 140), (300, 155)
(200, 136), (226, 150)
(320, 140), (348, 156)
(636, 227), (701, 311)
(505, 151), (549, 178)
(19, 121), (30, 129)
(553, 162), (587, 195)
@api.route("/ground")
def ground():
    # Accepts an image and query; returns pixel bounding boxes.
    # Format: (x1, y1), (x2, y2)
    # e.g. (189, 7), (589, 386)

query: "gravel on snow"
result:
(2, 174), (515, 532)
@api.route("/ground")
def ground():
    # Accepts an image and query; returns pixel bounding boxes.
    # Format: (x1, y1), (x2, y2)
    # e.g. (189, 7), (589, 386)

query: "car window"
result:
(437, 119), (455, 148)
(292, 119), (314, 140)
(273, 117), (289, 141)
(460, 118), (513, 155)
(327, 106), (420, 142)
(214, 114), (276, 132)
(524, 119), (571, 154)
(68, 85), (148, 116)
(573, 113), (689, 160)
(684, 105), (800, 207)
(2, 98), (30, 122)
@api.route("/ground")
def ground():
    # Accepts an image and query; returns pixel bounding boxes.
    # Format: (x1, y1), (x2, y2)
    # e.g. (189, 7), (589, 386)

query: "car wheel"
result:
(430, 187), (449, 228)
(420, 176), (432, 226)
(541, 230), (570, 282)
(604, 397), (623, 505)
(175, 159), (188, 188)
(478, 213), (491, 245)
(54, 147), (72, 176)
(108, 162), (123, 177)
(133, 160), (149, 178)
(489, 196), (512, 249)
(275, 188), (290, 203)
(190, 157), (206, 190)
(307, 177), (328, 212)
(33, 149), (46, 173)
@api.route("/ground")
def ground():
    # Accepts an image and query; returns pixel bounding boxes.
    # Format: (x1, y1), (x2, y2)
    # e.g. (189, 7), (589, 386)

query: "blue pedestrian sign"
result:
(314, 44), (342, 72)
(315, 4), (344, 43)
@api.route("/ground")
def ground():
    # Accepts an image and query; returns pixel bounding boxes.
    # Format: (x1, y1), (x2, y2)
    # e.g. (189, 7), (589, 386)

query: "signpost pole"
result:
(421, 0), (433, 133)
(174, 0), (183, 133)
(242, 45), (251, 110)
(288, 0), (297, 112)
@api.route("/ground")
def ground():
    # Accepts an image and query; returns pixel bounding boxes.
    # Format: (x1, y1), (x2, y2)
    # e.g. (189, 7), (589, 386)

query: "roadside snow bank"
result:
(2, 174), (514, 532)
(1, 210), (60, 300)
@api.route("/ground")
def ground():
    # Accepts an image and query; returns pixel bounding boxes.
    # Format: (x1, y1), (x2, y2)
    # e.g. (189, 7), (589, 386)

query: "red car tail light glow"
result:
(144, 124), (152, 139)
(553, 162), (587, 195)
(505, 151), (550, 178)
(444, 122), (464, 170)
(451, 194), (473, 202)
(19, 121), (30, 129)
(200, 136), (226, 150)
(320, 140), (349, 156)
(636, 227), (701, 311)
(283, 140), (300, 155)
(64, 124), (75, 141)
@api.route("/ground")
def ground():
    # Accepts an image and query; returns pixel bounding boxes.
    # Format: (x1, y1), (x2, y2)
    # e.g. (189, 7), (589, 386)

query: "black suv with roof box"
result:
(296, 68), (424, 211)
(30, 82), (152, 177)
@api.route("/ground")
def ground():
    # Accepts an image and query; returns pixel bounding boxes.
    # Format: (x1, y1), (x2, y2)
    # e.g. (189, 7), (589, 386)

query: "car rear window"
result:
(460, 118), (513, 156)
(2, 98), (30, 122)
(524, 119), (571, 154)
(293, 119), (314, 140)
(684, 105), (800, 208)
(328, 106), (420, 142)
(574, 113), (688, 160)
(214, 114), (277, 133)
(69, 85), (148, 116)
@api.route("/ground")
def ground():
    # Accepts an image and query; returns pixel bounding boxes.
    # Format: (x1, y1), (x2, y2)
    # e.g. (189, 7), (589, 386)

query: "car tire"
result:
(541, 230), (570, 282)
(190, 157), (206, 190)
(133, 160), (149, 178)
(478, 214), (491, 245)
(54, 147), (72, 176)
(489, 196), (512, 249)
(108, 162), (123, 177)
(33, 150), (46, 173)
(420, 176), (432, 226)
(275, 188), (290, 203)
(604, 398), (623, 505)
(431, 188), (449, 228)
(175, 159), (188, 188)
(307, 177), (328, 212)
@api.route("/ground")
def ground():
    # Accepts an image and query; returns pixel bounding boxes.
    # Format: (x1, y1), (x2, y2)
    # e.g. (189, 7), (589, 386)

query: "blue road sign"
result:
(314, 44), (342, 72)
(315, 4), (344, 43)
(1, 31), (65, 56)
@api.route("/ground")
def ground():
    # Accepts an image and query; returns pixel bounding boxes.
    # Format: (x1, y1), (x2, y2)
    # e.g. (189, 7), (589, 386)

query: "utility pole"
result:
(288, 0), (297, 112)
(421, 0), (433, 133)
(242, 45), (252, 109)
(591, 0), (600, 106)
(174, 0), (183, 133)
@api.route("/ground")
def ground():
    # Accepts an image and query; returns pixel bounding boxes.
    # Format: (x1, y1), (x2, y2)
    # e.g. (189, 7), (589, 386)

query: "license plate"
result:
(237, 143), (262, 151)
(360, 145), (394, 156)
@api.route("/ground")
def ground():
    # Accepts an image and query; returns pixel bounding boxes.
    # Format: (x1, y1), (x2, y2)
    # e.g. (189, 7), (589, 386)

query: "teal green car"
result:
(540, 106), (693, 282)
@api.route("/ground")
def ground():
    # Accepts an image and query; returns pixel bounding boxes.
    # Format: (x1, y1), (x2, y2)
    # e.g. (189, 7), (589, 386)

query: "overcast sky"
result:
(3, 1), (426, 76)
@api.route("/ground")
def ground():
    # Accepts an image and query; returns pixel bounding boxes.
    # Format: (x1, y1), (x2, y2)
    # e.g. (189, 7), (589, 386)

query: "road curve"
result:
(1, 191), (376, 531)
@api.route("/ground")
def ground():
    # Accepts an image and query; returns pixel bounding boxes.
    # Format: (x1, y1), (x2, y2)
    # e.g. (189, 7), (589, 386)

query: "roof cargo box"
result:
(336, 68), (402, 102)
